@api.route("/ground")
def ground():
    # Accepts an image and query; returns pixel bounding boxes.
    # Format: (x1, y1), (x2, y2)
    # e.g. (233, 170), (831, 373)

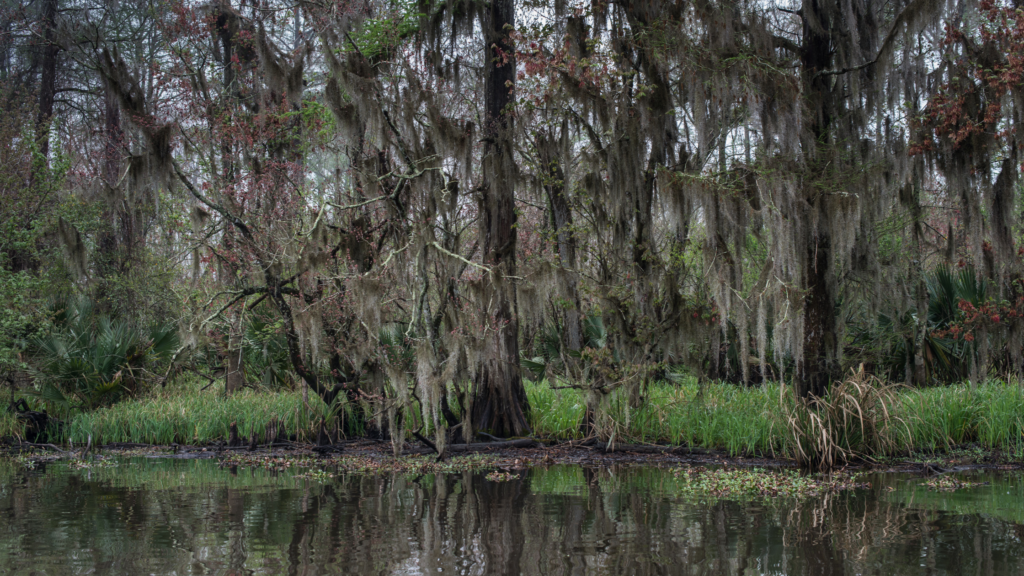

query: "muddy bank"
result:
(3, 437), (1022, 475)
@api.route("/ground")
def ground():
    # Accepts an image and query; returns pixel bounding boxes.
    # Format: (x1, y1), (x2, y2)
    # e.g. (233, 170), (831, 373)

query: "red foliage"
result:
(914, 0), (1024, 165)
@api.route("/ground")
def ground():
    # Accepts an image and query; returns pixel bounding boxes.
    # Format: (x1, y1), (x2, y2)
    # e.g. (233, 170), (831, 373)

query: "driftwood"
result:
(102, 442), (154, 448)
(448, 439), (541, 451)
(9, 398), (54, 443)
(592, 441), (711, 455)
(14, 442), (68, 453)
(412, 430), (438, 454)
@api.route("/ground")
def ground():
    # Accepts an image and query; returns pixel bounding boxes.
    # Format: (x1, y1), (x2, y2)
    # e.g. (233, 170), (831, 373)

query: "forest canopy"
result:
(2, 0), (1023, 449)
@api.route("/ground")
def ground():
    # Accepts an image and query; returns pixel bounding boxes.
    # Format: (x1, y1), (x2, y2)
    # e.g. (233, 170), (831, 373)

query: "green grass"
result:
(61, 377), (327, 445)
(6, 375), (1024, 461)
(0, 409), (20, 440)
(898, 385), (979, 450)
(526, 379), (786, 456)
(526, 378), (1024, 460)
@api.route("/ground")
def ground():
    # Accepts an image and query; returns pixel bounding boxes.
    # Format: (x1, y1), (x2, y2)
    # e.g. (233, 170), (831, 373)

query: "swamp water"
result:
(1, 457), (1024, 575)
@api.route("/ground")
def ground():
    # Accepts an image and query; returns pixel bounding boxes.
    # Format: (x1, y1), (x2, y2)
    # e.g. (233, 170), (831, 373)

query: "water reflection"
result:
(1, 458), (1022, 575)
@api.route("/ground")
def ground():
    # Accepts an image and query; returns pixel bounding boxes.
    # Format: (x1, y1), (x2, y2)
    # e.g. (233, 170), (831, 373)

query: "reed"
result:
(526, 376), (1024, 465)
(62, 377), (325, 445)
(526, 378), (787, 456)
(6, 373), (1024, 466)
(0, 410), (20, 440)
(975, 382), (1024, 458)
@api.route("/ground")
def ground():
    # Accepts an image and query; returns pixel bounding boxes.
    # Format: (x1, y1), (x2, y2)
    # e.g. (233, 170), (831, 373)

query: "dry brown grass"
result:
(785, 366), (909, 471)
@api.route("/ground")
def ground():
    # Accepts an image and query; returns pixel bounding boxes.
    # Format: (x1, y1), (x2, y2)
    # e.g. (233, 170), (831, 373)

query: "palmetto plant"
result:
(29, 297), (178, 412)
(847, 266), (985, 384)
(242, 317), (292, 390)
(522, 315), (608, 381)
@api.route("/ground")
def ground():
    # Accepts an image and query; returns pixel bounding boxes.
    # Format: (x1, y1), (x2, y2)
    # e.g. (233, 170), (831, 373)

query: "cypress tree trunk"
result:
(800, 234), (836, 398)
(796, 0), (840, 398)
(471, 0), (530, 437)
(537, 132), (582, 352)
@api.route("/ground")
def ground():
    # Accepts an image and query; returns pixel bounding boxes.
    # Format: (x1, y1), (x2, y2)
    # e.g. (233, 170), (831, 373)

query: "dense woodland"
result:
(2, 0), (1024, 451)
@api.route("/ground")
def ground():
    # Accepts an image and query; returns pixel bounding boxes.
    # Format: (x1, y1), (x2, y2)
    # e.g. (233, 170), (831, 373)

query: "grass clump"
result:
(786, 367), (908, 471)
(62, 377), (325, 445)
(897, 385), (979, 450)
(527, 372), (1024, 468)
(526, 378), (785, 456)
(895, 381), (1024, 458)
(0, 409), (20, 440)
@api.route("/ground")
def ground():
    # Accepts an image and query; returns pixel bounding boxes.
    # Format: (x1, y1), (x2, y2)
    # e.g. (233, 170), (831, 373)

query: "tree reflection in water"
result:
(0, 459), (1022, 575)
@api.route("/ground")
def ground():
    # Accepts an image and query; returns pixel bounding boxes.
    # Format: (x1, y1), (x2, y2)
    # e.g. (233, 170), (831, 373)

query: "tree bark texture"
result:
(799, 234), (837, 398)
(537, 133), (582, 352)
(471, 0), (530, 437)
(225, 327), (244, 394)
(35, 0), (58, 160)
(796, 0), (840, 398)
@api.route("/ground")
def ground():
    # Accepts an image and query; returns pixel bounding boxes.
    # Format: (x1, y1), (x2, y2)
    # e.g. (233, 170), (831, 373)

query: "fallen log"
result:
(448, 439), (541, 451)
(217, 441), (298, 450)
(412, 431), (438, 454)
(15, 442), (68, 453)
(593, 442), (711, 455)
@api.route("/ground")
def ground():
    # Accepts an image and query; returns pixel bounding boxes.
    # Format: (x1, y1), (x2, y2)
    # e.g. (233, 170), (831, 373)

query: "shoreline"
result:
(4, 438), (1023, 475)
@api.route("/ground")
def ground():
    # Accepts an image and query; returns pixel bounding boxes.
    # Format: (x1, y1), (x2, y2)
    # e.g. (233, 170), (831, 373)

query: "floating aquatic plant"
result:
(294, 469), (335, 482)
(672, 466), (869, 500)
(922, 475), (987, 492)
(221, 452), (505, 476)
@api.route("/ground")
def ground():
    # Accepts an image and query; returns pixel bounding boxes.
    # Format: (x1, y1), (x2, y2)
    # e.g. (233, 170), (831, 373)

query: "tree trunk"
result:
(34, 0), (58, 161)
(798, 234), (837, 398)
(795, 1), (840, 398)
(94, 84), (125, 293)
(471, 0), (530, 437)
(225, 326), (244, 394)
(537, 132), (582, 352)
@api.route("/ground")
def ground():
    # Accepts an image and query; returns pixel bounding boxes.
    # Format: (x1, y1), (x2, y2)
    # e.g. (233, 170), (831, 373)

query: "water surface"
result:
(1, 457), (1023, 575)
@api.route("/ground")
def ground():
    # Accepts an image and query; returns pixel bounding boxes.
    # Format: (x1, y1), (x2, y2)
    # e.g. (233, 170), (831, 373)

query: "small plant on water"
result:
(922, 475), (987, 492)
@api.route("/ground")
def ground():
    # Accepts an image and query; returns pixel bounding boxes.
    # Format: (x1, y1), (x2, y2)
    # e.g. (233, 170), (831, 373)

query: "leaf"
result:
(521, 357), (548, 380)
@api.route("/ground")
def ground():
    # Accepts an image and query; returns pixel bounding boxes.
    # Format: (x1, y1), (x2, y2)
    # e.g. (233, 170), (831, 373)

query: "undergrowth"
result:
(785, 368), (907, 471)
(526, 375), (1024, 463)
(0, 410), (19, 440)
(6, 372), (1024, 467)
(61, 377), (326, 445)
